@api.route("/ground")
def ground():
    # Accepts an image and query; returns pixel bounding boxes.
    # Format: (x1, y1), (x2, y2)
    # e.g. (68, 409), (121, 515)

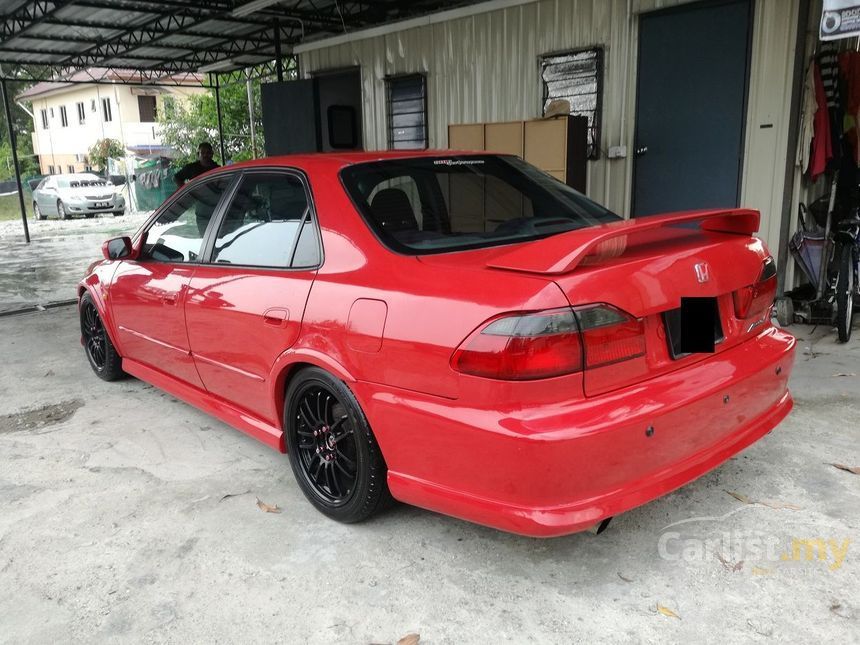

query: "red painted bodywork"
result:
(79, 151), (796, 537)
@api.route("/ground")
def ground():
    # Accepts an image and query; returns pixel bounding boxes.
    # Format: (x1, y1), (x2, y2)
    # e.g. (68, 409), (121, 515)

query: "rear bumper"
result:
(356, 326), (796, 537)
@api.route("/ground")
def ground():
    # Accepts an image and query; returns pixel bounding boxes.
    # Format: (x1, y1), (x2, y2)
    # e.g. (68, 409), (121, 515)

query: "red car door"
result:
(109, 176), (233, 388)
(184, 170), (321, 423)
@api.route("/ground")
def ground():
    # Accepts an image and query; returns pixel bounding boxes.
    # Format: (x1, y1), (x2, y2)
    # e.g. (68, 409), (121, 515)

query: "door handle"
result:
(635, 145), (648, 157)
(263, 308), (289, 326)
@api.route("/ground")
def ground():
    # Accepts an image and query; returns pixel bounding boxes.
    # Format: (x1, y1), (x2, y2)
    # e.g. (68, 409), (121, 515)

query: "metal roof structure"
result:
(0, 0), (486, 242)
(0, 0), (481, 85)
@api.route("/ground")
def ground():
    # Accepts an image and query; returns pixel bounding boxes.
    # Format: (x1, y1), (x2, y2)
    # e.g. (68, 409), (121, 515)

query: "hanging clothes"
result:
(799, 63), (818, 173)
(810, 62), (833, 181)
(839, 50), (860, 164)
(818, 41), (843, 167)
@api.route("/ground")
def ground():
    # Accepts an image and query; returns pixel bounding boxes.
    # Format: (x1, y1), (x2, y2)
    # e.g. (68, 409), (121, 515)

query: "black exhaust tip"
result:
(595, 517), (613, 535)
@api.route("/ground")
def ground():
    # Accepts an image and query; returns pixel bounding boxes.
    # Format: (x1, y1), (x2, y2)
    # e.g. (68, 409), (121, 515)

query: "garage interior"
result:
(1, 0), (858, 643)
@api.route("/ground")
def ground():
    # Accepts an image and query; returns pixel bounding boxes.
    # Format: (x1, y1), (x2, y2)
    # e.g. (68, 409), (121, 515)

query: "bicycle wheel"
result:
(836, 242), (855, 342)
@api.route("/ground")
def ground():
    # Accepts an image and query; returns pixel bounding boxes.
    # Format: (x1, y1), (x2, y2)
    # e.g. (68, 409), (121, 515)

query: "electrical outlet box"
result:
(608, 145), (627, 159)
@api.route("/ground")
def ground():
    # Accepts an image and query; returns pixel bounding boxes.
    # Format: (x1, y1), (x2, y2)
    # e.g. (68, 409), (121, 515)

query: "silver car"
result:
(32, 173), (126, 220)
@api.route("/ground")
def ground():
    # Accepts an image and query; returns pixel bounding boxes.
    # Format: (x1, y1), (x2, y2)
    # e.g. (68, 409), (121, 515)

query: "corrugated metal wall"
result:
(299, 0), (802, 255)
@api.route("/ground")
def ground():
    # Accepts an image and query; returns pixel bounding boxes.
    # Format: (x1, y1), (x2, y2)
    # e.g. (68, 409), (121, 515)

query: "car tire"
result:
(33, 202), (45, 220)
(80, 291), (125, 381)
(113, 211), (124, 217)
(57, 200), (68, 220)
(85, 213), (96, 219)
(836, 243), (855, 343)
(284, 367), (392, 523)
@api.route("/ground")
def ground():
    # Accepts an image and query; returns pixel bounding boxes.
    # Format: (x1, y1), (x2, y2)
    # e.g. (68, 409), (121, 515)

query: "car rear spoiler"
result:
(486, 208), (760, 275)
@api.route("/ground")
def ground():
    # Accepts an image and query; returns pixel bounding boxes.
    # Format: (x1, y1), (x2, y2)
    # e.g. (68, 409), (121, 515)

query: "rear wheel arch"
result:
(270, 353), (357, 438)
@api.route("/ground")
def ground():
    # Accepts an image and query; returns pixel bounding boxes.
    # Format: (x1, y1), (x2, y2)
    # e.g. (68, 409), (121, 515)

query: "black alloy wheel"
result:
(79, 292), (124, 381)
(285, 367), (391, 523)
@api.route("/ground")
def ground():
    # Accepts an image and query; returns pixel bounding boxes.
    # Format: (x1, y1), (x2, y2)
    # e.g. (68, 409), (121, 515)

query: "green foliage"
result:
(0, 138), (39, 178)
(88, 138), (125, 172)
(0, 79), (40, 179)
(157, 79), (265, 167)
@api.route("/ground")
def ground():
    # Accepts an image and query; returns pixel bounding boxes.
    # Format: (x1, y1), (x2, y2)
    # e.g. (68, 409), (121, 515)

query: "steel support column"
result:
(246, 77), (257, 158)
(214, 72), (226, 163)
(274, 18), (284, 82)
(1, 78), (30, 244)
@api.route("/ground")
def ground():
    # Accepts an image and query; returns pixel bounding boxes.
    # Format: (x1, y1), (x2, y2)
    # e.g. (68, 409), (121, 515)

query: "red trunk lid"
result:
(485, 209), (771, 396)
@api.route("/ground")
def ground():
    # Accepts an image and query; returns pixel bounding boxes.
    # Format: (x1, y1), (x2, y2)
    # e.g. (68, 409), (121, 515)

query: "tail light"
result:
(733, 257), (777, 320)
(576, 305), (646, 368)
(451, 305), (645, 380)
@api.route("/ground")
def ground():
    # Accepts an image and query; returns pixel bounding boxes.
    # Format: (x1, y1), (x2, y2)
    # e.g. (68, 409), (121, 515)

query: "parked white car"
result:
(32, 173), (126, 220)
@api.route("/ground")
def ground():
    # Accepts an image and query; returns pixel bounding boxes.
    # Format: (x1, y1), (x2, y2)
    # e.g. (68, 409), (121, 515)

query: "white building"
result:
(18, 69), (204, 175)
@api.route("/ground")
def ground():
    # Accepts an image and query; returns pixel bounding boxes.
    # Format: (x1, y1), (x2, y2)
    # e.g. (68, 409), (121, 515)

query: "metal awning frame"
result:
(1, 0), (482, 242)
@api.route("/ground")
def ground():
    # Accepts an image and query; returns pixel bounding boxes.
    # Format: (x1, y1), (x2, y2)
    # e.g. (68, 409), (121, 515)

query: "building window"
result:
(102, 97), (112, 122)
(59, 105), (68, 127)
(540, 48), (604, 159)
(138, 95), (157, 122)
(90, 99), (97, 112)
(48, 165), (54, 174)
(76, 102), (85, 125)
(67, 165), (75, 173)
(40, 109), (48, 129)
(386, 74), (428, 150)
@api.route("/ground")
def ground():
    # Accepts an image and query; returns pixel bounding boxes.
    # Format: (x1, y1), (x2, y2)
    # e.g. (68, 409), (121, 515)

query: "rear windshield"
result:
(340, 155), (620, 254)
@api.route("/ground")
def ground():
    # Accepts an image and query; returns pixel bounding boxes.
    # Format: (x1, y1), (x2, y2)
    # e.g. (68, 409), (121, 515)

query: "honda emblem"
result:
(694, 262), (710, 284)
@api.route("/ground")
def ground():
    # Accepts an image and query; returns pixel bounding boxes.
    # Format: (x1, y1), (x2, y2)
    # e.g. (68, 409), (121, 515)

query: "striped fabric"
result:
(819, 42), (842, 110)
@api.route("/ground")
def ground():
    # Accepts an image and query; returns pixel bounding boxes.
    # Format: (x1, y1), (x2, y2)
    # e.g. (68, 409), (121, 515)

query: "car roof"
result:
(210, 150), (489, 175)
(52, 173), (105, 181)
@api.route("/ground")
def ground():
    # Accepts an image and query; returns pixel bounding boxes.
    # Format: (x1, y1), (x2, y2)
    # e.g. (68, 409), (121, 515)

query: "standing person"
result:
(174, 142), (220, 188)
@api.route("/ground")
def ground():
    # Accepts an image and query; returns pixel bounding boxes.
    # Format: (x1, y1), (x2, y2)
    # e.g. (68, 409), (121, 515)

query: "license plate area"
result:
(663, 297), (724, 360)
(95, 201), (108, 208)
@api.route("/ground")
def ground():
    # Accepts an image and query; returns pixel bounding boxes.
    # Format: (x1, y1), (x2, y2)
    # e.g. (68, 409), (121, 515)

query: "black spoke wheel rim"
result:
(81, 301), (107, 370)
(292, 384), (360, 506)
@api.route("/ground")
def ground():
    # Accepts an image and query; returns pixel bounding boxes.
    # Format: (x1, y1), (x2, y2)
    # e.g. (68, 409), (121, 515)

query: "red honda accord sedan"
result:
(78, 151), (795, 537)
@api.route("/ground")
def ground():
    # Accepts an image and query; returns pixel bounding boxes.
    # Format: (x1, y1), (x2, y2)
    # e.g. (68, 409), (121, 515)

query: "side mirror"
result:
(102, 236), (132, 260)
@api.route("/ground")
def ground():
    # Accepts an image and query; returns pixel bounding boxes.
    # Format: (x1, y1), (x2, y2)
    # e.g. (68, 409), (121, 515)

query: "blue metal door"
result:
(633, 0), (752, 216)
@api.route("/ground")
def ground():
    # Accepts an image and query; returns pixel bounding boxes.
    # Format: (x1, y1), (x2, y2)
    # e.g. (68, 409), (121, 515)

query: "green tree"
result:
(88, 138), (125, 172)
(0, 79), (40, 179)
(158, 78), (264, 167)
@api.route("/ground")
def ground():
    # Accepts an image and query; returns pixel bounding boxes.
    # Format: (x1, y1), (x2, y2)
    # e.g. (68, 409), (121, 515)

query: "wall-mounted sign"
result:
(821, 0), (860, 40)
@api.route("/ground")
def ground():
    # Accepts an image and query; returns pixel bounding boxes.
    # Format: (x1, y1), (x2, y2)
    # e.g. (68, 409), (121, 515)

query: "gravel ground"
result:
(0, 208), (858, 643)
(0, 305), (857, 644)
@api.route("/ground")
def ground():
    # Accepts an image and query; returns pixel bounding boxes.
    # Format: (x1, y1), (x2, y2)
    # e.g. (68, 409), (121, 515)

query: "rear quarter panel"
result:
(294, 167), (572, 400)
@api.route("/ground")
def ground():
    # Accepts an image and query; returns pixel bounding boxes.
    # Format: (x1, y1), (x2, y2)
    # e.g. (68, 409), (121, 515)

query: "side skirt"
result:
(123, 358), (285, 452)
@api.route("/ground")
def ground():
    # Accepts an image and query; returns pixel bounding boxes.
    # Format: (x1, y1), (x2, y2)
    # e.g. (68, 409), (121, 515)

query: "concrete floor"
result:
(0, 212), (149, 313)
(0, 217), (858, 643)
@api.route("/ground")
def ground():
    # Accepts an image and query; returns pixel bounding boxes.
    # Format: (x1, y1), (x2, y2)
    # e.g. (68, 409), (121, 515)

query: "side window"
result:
(143, 178), (229, 263)
(211, 173), (319, 269)
(386, 74), (428, 150)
